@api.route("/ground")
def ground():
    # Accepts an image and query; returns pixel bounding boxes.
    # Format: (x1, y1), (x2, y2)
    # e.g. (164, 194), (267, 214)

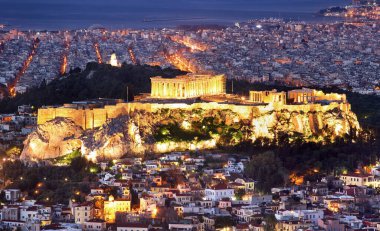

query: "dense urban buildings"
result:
(0, 19), (379, 97)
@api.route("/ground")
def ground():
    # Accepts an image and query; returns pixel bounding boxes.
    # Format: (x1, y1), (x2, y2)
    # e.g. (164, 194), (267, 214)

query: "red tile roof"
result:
(209, 182), (230, 190)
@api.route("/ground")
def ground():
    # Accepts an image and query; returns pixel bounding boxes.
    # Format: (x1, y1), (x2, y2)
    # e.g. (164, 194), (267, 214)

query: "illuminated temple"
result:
(37, 72), (351, 130)
(150, 74), (226, 99)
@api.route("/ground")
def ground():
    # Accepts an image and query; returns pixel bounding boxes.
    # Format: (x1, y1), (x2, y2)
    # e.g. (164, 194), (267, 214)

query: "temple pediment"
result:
(150, 73), (226, 99)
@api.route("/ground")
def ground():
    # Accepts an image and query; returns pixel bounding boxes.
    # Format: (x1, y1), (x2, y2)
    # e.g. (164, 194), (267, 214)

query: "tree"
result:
(39, 79), (46, 88)
(5, 146), (22, 157)
(70, 156), (88, 172)
(130, 186), (140, 209)
(214, 216), (234, 229)
(245, 151), (288, 193)
(263, 214), (277, 231)
(235, 188), (246, 200)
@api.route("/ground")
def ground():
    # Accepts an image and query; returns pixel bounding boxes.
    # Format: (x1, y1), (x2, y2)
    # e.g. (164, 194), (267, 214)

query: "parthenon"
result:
(150, 74), (226, 99)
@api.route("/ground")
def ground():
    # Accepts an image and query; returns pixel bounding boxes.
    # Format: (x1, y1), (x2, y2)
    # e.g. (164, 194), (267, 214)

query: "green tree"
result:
(5, 146), (22, 157)
(214, 216), (235, 229)
(263, 214), (277, 231)
(70, 156), (88, 172)
(245, 151), (288, 193)
(235, 188), (246, 200)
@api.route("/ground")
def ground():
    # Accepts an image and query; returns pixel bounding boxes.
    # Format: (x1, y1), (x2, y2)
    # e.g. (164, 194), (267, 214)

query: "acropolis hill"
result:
(22, 73), (360, 162)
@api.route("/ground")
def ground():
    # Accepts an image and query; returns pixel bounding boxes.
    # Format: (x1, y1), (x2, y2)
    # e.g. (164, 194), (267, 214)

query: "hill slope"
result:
(0, 62), (185, 113)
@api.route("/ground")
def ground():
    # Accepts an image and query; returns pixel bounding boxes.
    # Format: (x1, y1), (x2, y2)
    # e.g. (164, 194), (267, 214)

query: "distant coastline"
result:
(0, 0), (347, 30)
(142, 17), (207, 23)
(0, 15), (343, 32)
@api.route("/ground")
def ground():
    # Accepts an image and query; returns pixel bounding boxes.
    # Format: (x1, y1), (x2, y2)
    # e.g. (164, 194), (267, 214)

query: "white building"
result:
(117, 223), (150, 231)
(275, 210), (324, 224)
(4, 189), (21, 202)
(74, 202), (93, 225)
(235, 178), (255, 192)
(20, 206), (38, 222)
(83, 219), (107, 231)
(168, 223), (194, 231)
(204, 183), (234, 201)
(340, 173), (374, 187)
(339, 215), (363, 229)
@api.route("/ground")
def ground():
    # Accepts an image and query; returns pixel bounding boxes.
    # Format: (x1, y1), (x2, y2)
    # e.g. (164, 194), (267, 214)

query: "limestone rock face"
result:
(21, 107), (361, 162)
(21, 118), (83, 160)
(248, 108), (360, 143)
(81, 116), (149, 162)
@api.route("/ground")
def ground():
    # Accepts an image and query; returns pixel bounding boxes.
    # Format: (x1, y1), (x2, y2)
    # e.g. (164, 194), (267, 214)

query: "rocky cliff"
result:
(21, 118), (83, 160)
(21, 107), (360, 162)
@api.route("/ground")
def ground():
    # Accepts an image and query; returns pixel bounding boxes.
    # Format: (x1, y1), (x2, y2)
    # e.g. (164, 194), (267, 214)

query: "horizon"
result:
(0, 0), (349, 30)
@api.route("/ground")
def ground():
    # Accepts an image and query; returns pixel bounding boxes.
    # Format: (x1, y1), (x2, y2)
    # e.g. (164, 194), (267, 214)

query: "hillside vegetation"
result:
(0, 62), (185, 113)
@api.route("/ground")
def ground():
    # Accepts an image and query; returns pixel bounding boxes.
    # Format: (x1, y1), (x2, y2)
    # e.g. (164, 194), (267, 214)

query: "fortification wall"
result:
(38, 101), (351, 130)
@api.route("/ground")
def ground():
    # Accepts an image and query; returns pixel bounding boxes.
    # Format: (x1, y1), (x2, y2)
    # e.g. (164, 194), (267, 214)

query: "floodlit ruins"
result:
(37, 73), (351, 130)
(150, 74), (226, 99)
(24, 73), (359, 161)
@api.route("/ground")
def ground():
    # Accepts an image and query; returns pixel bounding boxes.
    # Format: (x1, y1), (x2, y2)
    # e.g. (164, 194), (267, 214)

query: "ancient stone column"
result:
(181, 82), (185, 98)
(191, 82), (194, 98)
(194, 81), (197, 96)
(175, 83), (179, 98)
(171, 82), (175, 98)
(213, 79), (215, 94)
(152, 82), (156, 97)
(169, 82), (172, 97)
(160, 82), (164, 97)
(168, 82), (171, 97)
(190, 81), (193, 97)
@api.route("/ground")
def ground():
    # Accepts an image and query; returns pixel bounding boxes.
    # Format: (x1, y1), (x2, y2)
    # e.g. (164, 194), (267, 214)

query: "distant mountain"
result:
(0, 62), (185, 113)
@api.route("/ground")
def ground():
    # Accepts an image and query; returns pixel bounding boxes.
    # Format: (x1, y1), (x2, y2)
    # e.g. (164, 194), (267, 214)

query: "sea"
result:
(0, 0), (349, 30)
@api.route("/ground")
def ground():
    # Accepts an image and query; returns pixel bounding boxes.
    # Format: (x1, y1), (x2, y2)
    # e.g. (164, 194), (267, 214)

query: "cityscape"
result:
(0, 0), (379, 231)
(0, 18), (379, 97)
